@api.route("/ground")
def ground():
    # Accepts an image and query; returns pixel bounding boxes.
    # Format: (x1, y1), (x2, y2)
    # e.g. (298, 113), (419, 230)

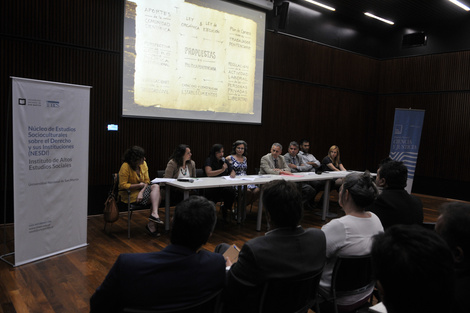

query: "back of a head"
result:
(342, 171), (377, 208)
(379, 160), (407, 189)
(171, 196), (216, 250)
(262, 180), (302, 228)
(371, 224), (455, 313)
(437, 202), (470, 266)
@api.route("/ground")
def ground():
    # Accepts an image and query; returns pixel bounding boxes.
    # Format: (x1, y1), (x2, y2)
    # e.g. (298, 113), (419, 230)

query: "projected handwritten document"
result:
(134, 0), (257, 114)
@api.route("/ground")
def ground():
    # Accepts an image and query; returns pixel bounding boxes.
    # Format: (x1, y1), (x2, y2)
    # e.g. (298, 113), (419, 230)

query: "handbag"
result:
(104, 175), (119, 223)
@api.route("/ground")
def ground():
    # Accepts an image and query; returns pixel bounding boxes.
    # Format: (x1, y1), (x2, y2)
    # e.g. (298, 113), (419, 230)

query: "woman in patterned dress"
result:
(226, 140), (260, 205)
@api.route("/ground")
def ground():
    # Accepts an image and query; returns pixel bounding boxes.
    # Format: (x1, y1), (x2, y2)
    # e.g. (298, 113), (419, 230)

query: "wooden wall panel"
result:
(379, 51), (470, 93)
(265, 32), (379, 93)
(3, 0), (470, 220)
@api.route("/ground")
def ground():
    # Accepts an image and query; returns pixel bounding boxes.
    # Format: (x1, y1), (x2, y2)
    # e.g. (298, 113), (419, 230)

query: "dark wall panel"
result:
(2, 0), (470, 222)
(265, 31), (379, 92)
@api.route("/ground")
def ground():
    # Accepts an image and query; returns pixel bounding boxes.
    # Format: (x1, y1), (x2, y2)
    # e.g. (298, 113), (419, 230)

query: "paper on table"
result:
(151, 178), (176, 184)
(222, 176), (256, 181)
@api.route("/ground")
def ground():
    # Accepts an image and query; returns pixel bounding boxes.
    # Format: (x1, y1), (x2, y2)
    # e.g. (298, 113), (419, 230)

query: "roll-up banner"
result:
(389, 108), (425, 194)
(11, 77), (91, 266)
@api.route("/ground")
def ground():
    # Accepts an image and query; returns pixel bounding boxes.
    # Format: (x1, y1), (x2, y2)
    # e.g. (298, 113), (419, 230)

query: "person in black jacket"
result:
(368, 158), (423, 229)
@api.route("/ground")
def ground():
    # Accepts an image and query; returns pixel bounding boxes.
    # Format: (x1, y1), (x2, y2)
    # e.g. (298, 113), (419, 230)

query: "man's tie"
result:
(274, 158), (278, 169)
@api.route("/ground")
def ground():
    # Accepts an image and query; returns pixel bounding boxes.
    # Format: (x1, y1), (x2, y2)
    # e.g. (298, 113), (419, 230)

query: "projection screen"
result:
(122, 0), (266, 124)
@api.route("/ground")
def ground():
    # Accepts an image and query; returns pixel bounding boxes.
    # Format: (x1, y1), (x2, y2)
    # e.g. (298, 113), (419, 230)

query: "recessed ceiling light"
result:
(364, 12), (394, 25)
(303, 0), (336, 11)
(448, 0), (470, 11)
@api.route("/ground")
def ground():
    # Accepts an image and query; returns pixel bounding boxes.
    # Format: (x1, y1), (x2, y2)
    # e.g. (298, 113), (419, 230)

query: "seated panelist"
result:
(259, 143), (292, 175)
(226, 140), (260, 205)
(164, 144), (196, 204)
(118, 146), (162, 236)
(204, 144), (236, 222)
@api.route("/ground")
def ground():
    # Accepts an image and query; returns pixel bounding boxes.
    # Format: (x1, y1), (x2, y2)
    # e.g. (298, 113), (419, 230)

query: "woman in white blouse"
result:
(319, 171), (384, 312)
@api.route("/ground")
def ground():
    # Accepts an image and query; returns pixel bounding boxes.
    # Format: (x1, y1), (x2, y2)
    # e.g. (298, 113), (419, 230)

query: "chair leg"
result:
(128, 203), (132, 239)
(333, 299), (338, 313)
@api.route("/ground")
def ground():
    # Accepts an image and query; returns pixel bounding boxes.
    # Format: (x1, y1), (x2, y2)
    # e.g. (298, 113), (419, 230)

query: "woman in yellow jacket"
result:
(119, 146), (162, 236)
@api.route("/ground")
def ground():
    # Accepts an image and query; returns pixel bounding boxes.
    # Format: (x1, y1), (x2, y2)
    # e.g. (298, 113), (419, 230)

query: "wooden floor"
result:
(0, 192), (464, 313)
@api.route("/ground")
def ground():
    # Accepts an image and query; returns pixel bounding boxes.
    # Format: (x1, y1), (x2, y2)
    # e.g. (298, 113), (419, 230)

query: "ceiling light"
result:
(448, 0), (470, 11)
(364, 12), (394, 25)
(303, 0), (335, 11)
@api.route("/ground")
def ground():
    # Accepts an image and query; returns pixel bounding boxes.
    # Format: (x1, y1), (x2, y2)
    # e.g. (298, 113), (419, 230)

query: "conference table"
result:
(158, 171), (354, 232)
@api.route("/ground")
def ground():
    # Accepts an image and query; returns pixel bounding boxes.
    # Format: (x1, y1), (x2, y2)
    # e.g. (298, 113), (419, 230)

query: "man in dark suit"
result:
(220, 179), (326, 312)
(90, 196), (225, 313)
(368, 159), (423, 229)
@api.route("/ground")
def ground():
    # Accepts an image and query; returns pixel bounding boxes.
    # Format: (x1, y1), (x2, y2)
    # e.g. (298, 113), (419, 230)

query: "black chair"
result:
(258, 270), (323, 313)
(317, 255), (375, 313)
(113, 173), (152, 239)
(123, 289), (222, 313)
(196, 168), (204, 177)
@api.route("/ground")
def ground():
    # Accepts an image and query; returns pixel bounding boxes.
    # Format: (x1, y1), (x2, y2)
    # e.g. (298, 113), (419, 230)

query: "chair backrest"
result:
(196, 168), (204, 177)
(258, 270), (323, 313)
(331, 255), (374, 297)
(123, 289), (222, 313)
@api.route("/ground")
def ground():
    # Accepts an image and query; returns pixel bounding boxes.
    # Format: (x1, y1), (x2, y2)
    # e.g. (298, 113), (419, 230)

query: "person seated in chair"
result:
(284, 141), (317, 210)
(367, 158), (423, 230)
(259, 143), (292, 175)
(164, 144), (197, 205)
(218, 179), (326, 313)
(118, 146), (162, 236)
(371, 224), (455, 313)
(435, 202), (470, 313)
(319, 172), (383, 313)
(90, 196), (226, 313)
(204, 143), (236, 222)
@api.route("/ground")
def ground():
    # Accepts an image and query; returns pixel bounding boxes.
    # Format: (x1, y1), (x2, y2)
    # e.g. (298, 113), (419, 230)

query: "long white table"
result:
(162, 171), (354, 232)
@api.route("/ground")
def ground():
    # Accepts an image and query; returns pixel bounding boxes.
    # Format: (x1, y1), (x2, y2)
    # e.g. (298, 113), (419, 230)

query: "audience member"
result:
(259, 143), (292, 175)
(226, 140), (260, 205)
(319, 172), (383, 313)
(219, 179), (326, 313)
(371, 224), (455, 313)
(90, 196), (226, 312)
(118, 146), (162, 236)
(368, 158), (423, 229)
(164, 144), (196, 204)
(436, 202), (470, 313)
(204, 143), (236, 222)
(284, 141), (317, 210)
(299, 139), (321, 171)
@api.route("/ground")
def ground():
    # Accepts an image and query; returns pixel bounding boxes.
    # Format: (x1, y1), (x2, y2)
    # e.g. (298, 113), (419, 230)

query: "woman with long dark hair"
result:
(164, 144), (197, 204)
(204, 144), (236, 222)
